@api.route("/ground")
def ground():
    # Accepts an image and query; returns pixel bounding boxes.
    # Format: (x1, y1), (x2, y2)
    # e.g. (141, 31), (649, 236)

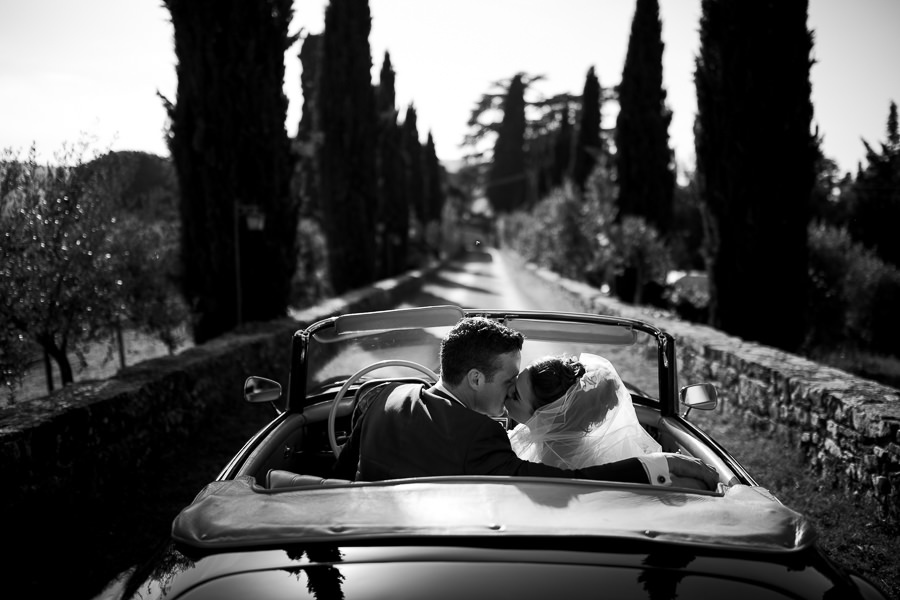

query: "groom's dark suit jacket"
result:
(333, 382), (649, 484)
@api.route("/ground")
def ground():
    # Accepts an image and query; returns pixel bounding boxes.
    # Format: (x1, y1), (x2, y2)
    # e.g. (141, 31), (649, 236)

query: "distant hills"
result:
(91, 151), (464, 220)
(89, 151), (179, 222)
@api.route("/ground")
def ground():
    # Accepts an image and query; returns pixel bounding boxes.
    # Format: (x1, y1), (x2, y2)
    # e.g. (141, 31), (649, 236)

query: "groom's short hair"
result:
(440, 317), (523, 385)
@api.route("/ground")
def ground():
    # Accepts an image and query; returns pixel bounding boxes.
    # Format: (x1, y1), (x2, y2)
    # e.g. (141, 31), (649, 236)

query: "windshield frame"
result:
(290, 307), (676, 415)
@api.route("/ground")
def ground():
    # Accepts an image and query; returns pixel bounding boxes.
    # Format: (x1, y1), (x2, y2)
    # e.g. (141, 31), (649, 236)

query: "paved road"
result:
(407, 247), (588, 311)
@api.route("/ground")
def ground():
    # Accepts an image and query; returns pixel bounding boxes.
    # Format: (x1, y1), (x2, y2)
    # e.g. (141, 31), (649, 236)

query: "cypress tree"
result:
(615, 0), (675, 234)
(297, 33), (323, 218)
(695, 0), (815, 351)
(570, 67), (602, 192)
(402, 104), (426, 225)
(423, 132), (445, 224)
(376, 52), (396, 115)
(421, 132), (445, 258)
(164, 0), (297, 343)
(319, 0), (378, 293)
(552, 105), (574, 189)
(533, 133), (560, 201)
(848, 101), (900, 268)
(488, 73), (528, 213)
(526, 94), (572, 201)
(375, 51), (409, 277)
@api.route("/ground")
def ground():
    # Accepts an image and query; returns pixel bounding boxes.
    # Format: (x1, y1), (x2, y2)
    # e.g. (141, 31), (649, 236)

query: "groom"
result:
(334, 316), (718, 489)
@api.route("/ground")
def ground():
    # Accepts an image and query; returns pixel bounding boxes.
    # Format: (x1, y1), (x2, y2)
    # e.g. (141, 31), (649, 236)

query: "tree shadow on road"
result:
(422, 274), (496, 297)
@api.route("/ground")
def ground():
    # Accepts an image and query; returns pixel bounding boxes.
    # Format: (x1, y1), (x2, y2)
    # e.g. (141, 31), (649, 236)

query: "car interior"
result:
(228, 308), (747, 493)
(231, 377), (743, 492)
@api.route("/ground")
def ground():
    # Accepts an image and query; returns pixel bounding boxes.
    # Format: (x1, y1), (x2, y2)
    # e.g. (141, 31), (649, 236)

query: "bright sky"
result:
(2, 0), (898, 177)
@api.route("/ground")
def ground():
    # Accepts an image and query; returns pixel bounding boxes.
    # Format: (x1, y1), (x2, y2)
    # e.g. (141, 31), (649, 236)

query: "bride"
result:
(505, 352), (661, 469)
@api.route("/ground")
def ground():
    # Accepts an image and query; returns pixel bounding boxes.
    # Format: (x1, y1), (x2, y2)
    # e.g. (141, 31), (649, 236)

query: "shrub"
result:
(847, 258), (900, 356)
(806, 222), (900, 357)
(605, 215), (673, 305)
(664, 272), (710, 323)
(501, 186), (593, 281)
(502, 170), (674, 307)
(110, 216), (188, 353)
(291, 218), (332, 308)
(806, 224), (850, 348)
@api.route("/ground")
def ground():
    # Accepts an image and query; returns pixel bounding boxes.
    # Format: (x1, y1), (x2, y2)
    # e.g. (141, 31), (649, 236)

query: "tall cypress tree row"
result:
(570, 67), (602, 192)
(319, 0), (377, 293)
(488, 74), (528, 213)
(164, 0), (297, 343)
(615, 0), (675, 234)
(375, 51), (409, 277)
(695, 0), (815, 351)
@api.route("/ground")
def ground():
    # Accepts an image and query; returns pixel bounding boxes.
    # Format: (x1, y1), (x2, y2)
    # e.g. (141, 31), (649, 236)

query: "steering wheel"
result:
(328, 360), (438, 457)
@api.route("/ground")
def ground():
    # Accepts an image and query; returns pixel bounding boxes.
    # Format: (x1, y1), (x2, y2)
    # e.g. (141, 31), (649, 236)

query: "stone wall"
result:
(521, 259), (900, 520)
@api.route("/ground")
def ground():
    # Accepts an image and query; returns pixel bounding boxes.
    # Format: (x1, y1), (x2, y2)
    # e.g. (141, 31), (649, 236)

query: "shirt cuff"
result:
(637, 453), (671, 486)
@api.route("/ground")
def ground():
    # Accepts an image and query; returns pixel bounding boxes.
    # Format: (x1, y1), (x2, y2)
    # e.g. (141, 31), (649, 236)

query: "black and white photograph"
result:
(2, 1), (898, 598)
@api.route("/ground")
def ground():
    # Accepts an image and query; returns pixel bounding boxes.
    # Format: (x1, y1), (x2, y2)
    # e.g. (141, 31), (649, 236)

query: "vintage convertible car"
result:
(111, 306), (888, 599)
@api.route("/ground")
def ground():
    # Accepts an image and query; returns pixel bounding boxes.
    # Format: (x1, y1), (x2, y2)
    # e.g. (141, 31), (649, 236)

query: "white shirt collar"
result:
(434, 380), (467, 408)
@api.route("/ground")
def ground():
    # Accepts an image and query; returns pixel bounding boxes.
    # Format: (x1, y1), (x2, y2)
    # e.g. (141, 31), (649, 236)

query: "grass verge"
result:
(690, 408), (900, 599)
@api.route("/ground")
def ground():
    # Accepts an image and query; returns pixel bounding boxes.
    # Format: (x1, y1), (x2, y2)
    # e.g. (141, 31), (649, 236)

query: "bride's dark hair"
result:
(527, 355), (586, 408)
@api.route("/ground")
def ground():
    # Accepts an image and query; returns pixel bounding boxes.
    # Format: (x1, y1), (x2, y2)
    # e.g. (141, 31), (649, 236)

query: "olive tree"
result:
(1, 143), (124, 392)
(1, 143), (187, 399)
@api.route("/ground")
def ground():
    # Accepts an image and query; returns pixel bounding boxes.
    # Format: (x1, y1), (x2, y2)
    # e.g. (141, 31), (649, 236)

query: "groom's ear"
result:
(465, 368), (483, 390)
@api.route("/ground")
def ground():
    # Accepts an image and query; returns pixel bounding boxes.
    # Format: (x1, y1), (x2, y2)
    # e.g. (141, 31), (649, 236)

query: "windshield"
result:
(309, 325), (451, 391)
(305, 310), (661, 403)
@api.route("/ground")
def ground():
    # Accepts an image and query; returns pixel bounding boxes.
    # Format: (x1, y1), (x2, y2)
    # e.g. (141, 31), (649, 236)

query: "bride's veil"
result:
(508, 352), (661, 469)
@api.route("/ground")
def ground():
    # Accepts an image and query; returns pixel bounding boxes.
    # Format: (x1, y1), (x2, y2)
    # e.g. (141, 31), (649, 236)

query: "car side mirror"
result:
(680, 383), (718, 417)
(244, 376), (282, 405)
